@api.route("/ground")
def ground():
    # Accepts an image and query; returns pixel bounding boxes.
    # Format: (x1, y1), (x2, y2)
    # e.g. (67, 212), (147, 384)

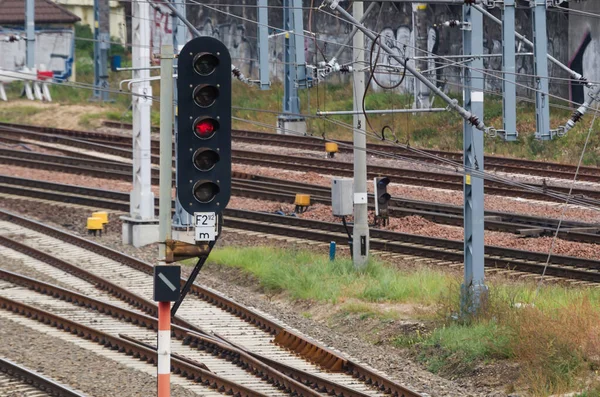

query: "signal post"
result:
(155, 37), (232, 396)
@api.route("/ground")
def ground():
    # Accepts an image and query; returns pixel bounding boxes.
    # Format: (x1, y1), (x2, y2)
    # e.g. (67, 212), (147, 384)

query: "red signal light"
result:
(193, 117), (219, 139)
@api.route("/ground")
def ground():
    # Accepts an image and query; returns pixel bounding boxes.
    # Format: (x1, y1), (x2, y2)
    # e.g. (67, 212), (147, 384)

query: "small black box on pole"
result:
(153, 266), (181, 302)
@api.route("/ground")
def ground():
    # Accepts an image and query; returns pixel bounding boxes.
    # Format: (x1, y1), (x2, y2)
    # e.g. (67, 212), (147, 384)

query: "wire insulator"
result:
(468, 115), (481, 127)
(442, 20), (461, 28)
(570, 110), (583, 124)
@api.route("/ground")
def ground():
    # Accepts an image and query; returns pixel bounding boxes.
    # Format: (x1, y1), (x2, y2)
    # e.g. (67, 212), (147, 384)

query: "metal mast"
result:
(531, 0), (552, 140)
(277, 0), (306, 135)
(461, 3), (487, 315)
(122, 0), (158, 247)
(93, 0), (110, 101)
(25, 0), (35, 70)
(172, 0), (195, 230)
(352, 1), (369, 269)
(500, 0), (517, 141)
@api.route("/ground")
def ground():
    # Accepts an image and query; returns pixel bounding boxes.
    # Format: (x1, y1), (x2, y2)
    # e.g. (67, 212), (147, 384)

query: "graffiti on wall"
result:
(150, 2), (172, 57)
(569, 30), (592, 105)
(366, 25), (441, 95)
(197, 18), (256, 76)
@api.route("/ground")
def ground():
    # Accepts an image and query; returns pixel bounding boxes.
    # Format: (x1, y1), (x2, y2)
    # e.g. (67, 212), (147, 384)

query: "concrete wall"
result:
(0, 28), (75, 80)
(568, 1), (600, 105)
(186, 1), (572, 99)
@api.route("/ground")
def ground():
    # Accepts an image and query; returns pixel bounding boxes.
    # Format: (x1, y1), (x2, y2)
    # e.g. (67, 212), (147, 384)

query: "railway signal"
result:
(176, 37), (232, 217)
(171, 37), (232, 319)
(374, 177), (390, 226)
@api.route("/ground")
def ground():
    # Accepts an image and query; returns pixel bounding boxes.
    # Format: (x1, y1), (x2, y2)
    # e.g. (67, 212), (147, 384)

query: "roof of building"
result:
(0, 0), (81, 25)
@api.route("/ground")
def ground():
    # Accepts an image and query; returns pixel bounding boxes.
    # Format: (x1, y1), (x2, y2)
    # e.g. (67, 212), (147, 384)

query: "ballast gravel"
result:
(0, 316), (200, 397)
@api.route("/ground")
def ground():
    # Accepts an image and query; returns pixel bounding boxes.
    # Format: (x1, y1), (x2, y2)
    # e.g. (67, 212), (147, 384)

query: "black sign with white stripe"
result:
(153, 265), (181, 302)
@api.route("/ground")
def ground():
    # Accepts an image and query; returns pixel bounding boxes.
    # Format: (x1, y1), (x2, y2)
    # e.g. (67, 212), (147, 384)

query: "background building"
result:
(0, 0), (80, 80)
(53, 0), (126, 44)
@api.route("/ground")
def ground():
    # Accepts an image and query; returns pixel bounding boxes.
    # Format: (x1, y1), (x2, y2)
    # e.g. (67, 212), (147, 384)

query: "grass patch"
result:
(412, 284), (600, 395)
(207, 246), (600, 394)
(415, 320), (513, 375)
(208, 246), (452, 304)
(0, 105), (43, 122)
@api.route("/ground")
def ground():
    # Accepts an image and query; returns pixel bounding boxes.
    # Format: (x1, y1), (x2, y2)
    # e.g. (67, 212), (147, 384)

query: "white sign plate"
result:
(194, 212), (217, 241)
(195, 226), (216, 241)
(195, 212), (216, 227)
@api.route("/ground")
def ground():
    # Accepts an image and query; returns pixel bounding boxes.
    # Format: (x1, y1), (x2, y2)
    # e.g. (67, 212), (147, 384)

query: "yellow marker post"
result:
(294, 194), (310, 213)
(87, 217), (104, 237)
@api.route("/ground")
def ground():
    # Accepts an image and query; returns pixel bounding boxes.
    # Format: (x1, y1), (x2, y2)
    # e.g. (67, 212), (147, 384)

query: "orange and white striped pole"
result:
(157, 301), (171, 397)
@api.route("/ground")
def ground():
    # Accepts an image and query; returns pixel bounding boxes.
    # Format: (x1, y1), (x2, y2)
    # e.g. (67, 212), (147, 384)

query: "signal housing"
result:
(177, 37), (232, 215)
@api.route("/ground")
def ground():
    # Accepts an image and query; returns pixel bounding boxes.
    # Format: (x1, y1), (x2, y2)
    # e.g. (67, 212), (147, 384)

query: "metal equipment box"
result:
(331, 178), (353, 216)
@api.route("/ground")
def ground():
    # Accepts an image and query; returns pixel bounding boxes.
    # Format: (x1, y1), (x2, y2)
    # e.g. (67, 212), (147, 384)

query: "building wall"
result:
(185, 1), (571, 99)
(0, 27), (75, 80)
(568, 1), (600, 105)
(54, 0), (127, 44)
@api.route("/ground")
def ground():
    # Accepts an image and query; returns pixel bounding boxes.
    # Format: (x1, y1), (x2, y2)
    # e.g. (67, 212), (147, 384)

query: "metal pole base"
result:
(460, 283), (489, 318)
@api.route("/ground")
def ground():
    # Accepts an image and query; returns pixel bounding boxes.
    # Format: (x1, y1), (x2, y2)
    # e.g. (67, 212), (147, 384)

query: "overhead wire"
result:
(230, 106), (600, 212)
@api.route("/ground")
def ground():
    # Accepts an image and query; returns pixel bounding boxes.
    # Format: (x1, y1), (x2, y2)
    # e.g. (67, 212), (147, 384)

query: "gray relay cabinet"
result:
(331, 178), (353, 216)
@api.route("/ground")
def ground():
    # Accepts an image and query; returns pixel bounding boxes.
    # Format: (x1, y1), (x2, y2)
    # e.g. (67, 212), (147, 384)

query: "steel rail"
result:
(231, 150), (600, 205)
(2, 174), (600, 260)
(0, 357), (86, 397)
(224, 211), (600, 282)
(0, 208), (422, 397)
(0, 268), (345, 397)
(3, 120), (600, 182)
(3, 141), (600, 206)
(0, 296), (267, 397)
(2, 184), (600, 282)
(2, 173), (599, 245)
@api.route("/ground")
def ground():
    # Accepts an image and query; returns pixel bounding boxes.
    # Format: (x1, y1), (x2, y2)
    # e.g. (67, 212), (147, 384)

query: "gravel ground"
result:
(0, 316), (199, 397)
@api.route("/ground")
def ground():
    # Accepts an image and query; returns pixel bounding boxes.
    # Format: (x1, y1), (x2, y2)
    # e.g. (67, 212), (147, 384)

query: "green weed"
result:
(208, 246), (452, 304)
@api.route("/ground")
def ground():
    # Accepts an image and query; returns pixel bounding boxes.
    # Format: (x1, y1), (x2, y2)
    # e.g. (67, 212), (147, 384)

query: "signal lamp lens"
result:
(193, 117), (219, 139)
(193, 148), (220, 171)
(193, 85), (219, 108)
(193, 181), (220, 203)
(193, 53), (219, 76)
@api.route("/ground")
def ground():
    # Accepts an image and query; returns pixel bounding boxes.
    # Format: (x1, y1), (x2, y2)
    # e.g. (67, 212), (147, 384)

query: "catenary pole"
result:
(352, 1), (369, 269)
(25, 0), (35, 70)
(531, 0), (552, 140)
(461, 2), (487, 315)
(500, 0), (517, 141)
(172, 0), (194, 229)
(130, 0), (155, 221)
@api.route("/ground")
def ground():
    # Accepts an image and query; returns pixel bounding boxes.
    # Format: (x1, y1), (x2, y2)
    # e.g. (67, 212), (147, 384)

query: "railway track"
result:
(0, 209), (423, 397)
(2, 180), (600, 283)
(2, 164), (600, 245)
(3, 131), (600, 207)
(4, 120), (599, 183)
(0, 358), (86, 397)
